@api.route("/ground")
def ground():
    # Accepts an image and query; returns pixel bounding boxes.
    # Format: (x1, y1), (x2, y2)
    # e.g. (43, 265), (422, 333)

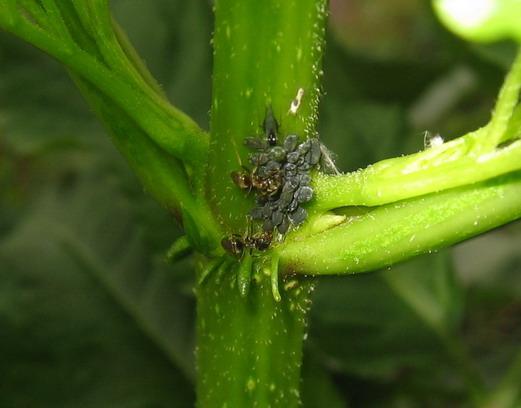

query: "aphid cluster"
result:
(247, 134), (321, 234)
(222, 107), (337, 257)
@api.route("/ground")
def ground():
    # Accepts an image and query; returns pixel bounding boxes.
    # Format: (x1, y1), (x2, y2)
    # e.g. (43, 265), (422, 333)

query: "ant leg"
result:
(246, 214), (256, 235)
(270, 253), (281, 302)
(242, 165), (254, 195)
(237, 252), (253, 297)
(319, 144), (341, 175)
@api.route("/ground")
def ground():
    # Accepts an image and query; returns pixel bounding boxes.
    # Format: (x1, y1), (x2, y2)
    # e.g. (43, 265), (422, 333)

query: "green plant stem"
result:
(484, 48), (521, 150)
(197, 0), (327, 406)
(312, 50), (521, 211)
(71, 75), (221, 253)
(166, 236), (192, 263)
(0, 1), (222, 251)
(0, 1), (208, 167)
(207, 0), (327, 230)
(312, 131), (521, 210)
(279, 172), (521, 275)
(196, 261), (314, 407)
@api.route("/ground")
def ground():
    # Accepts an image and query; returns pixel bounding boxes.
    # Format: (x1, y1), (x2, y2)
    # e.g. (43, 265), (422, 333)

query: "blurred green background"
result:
(1, 0), (520, 406)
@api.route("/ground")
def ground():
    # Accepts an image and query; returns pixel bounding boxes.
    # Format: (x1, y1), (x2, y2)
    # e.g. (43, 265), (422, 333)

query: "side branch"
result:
(279, 172), (521, 275)
(0, 0), (221, 252)
(312, 130), (521, 209)
(0, 0), (208, 168)
(72, 75), (221, 254)
(312, 49), (521, 211)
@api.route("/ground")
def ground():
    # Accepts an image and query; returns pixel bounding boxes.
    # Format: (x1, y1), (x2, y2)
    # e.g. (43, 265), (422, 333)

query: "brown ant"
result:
(230, 167), (282, 198)
(221, 224), (273, 258)
(231, 107), (284, 197)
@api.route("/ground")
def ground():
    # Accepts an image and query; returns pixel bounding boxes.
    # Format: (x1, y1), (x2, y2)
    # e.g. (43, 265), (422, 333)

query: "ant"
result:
(221, 230), (273, 258)
(220, 227), (275, 298)
(221, 217), (273, 258)
(230, 167), (282, 198)
(230, 106), (284, 197)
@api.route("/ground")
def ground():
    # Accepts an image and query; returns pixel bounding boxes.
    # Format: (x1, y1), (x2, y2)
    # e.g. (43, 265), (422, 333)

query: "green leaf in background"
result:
(319, 99), (406, 172)
(0, 34), (101, 155)
(301, 354), (347, 408)
(308, 253), (473, 405)
(309, 253), (461, 377)
(311, 24), (521, 404)
(110, 0), (212, 127)
(329, 0), (442, 62)
(0, 171), (195, 406)
(455, 224), (521, 381)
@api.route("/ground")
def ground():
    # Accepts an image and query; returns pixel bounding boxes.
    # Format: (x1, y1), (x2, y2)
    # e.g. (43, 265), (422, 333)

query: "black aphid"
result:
(269, 146), (286, 162)
(288, 207), (307, 226)
(296, 186), (313, 203)
(263, 106), (279, 146)
(278, 217), (290, 234)
(271, 210), (284, 226)
(287, 199), (299, 212)
(286, 151), (299, 163)
(284, 134), (299, 152)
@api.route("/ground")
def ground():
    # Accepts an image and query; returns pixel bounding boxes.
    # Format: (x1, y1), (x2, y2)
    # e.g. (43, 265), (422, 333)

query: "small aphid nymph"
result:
(263, 106), (279, 146)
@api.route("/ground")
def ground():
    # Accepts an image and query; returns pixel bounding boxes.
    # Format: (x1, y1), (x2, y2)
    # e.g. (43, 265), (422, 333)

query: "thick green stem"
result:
(198, 0), (327, 406)
(207, 0), (327, 230)
(196, 261), (314, 407)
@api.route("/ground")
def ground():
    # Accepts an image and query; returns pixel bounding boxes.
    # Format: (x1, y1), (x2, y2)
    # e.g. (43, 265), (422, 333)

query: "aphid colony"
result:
(222, 108), (336, 257)
(245, 133), (320, 234)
